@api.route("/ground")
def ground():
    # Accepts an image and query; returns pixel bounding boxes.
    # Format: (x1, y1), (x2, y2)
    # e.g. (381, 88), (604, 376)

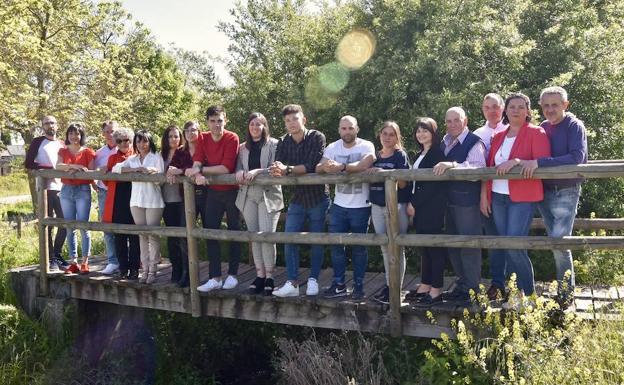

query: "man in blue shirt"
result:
(520, 86), (588, 309)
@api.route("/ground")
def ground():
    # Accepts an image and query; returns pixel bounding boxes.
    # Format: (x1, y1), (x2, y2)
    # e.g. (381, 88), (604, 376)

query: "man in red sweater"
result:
(185, 105), (241, 292)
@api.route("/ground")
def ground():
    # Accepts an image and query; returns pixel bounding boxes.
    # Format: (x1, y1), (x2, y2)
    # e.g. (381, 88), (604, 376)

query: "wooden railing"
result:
(33, 161), (624, 336)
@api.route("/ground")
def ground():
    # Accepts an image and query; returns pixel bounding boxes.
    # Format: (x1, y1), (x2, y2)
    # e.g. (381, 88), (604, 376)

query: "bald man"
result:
(433, 107), (486, 305)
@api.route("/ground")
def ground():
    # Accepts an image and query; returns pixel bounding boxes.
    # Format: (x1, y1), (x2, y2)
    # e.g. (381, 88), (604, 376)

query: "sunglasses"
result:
(116, 138), (131, 144)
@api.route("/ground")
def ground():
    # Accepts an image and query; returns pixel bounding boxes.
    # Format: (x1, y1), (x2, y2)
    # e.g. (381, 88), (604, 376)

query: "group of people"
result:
(25, 85), (587, 309)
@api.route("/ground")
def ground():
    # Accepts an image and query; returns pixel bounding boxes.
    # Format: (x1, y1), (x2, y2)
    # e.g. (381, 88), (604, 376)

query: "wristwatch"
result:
(286, 165), (293, 175)
(341, 163), (347, 172)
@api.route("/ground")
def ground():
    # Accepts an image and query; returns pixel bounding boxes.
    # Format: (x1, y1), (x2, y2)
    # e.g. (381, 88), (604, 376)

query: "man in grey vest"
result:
(433, 107), (486, 304)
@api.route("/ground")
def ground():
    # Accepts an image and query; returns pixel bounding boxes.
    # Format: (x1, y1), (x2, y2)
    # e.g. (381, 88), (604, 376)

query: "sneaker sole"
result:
(323, 291), (349, 299)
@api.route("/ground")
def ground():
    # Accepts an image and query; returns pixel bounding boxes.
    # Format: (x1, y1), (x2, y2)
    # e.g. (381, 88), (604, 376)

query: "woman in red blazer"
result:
(480, 93), (551, 304)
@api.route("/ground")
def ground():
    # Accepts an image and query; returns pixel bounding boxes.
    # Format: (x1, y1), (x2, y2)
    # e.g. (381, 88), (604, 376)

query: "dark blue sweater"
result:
(538, 112), (588, 188)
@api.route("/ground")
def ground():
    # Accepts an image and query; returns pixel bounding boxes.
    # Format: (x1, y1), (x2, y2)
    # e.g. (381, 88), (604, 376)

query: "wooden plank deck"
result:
(10, 256), (623, 338)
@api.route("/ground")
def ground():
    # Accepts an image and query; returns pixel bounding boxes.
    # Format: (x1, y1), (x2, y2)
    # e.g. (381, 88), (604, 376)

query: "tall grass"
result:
(0, 171), (30, 198)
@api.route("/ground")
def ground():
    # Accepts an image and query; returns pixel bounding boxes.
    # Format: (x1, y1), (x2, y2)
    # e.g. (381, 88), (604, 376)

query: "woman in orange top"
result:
(480, 93), (551, 304)
(56, 123), (95, 274)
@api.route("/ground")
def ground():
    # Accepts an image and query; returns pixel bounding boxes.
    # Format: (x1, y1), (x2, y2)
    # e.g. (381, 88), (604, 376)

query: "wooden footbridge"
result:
(9, 162), (624, 338)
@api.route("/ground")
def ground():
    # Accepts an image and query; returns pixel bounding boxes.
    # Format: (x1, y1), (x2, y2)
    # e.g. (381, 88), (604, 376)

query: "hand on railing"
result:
(496, 158), (521, 175)
(363, 167), (382, 174)
(166, 166), (183, 184)
(66, 164), (89, 174)
(519, 159), (538, 178)
(268, 161), (286, 177)
(236, 169), (261, 184)
(432, 161), (455, 175)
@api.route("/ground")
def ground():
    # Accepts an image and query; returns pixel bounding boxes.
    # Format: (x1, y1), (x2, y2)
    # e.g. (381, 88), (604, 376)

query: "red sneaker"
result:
(65, 263), (79, 274)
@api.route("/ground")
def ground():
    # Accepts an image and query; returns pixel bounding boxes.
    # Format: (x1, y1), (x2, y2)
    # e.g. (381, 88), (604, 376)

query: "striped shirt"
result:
(442, 127), (486, 168)
(275, 128), (329, 208)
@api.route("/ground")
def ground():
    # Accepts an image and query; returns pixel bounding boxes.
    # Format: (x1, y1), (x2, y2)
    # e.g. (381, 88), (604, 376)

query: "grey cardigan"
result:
(235, 137), (284, 213)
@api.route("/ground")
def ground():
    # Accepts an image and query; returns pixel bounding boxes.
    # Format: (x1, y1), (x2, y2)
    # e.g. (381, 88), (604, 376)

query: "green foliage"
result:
(421, 294), (624, 385)
(0, 172), (30, 199)
(0, 305), (51, 385)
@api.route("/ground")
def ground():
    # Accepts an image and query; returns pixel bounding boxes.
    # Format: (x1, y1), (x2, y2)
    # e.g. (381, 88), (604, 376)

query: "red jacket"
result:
(102, 149), (134, 223)
(486, 122), (551, 203)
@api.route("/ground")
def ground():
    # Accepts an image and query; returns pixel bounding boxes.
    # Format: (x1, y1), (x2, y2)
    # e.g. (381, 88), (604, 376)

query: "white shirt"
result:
(323, 138), (376, 208)
(35, 138), (63, 190)
(94, 144), (117, 190)
(492, 136), (517, 195)
(474, 120), (508, 158)
(112, 152), (165, 208)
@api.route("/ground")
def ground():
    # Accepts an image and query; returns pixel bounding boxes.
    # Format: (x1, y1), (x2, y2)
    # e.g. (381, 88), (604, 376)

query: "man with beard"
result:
(24, 115), (68, 271)
(318, 115), (376, 300)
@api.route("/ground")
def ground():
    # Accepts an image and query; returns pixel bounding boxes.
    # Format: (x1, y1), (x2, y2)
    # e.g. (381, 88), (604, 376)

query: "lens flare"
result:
(318, 62), (350, 93)
(305, 76), (338, 110)
(336, 29), (376, 69)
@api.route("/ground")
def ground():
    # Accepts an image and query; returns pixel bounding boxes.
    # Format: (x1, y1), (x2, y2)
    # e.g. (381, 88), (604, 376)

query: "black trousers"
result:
(162, 201), (188, 263)
(47, 190), (67, 259)
(202, 189), (241, 278)
(112, 182), (140, 273)
(418, 228), (447, 289)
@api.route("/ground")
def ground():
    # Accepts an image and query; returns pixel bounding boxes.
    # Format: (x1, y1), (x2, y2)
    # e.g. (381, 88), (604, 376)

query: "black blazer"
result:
(411, 146), (448, 232)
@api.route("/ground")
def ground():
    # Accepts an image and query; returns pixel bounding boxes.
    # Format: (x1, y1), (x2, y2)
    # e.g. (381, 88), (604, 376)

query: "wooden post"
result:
(16, 215), (22, 239)
(36, 176), (49, 296)
(183, 180), (201, 317)
(384, 178), (402, 336)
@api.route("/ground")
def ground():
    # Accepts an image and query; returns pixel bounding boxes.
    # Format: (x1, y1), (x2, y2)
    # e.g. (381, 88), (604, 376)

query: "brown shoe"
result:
(487, 285), (505, 301)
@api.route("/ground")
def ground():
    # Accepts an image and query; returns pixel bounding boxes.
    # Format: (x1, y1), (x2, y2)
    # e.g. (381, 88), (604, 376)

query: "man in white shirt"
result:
(94, 120), (119, 275)
(317, 115), (376, 300)
(24, 115), (67, 271)
(474, 94), (509, 301)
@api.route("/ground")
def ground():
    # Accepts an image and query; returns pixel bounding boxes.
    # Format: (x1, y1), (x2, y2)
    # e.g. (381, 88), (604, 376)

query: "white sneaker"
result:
(273, 281), (300, 297)
(306, 278), (319, 296)
(197, 278), (222, 293)
(100, 263), (120, 275)
(222, 275), (238, 290)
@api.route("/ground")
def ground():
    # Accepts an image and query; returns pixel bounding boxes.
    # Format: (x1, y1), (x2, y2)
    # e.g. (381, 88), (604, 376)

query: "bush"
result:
(421, 292), (624, 385)
(0, 305), (51, 385)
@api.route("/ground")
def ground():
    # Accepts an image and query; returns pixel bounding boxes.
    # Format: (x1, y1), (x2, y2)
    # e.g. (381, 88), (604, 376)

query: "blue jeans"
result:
(492, 193), (536, 295)
(97, 188), (117, 265)
(482, 213), (506, 289)
(60, 184), (92, 258)
(285, 197), (330, 282)
(538, 184), (581, 297)
(329, 204), (371, 288)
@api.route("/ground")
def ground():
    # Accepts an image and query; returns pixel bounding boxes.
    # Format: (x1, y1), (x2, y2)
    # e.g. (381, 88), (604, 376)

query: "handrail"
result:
(34, 161), (624, 184)
(32, 161), (624, 336)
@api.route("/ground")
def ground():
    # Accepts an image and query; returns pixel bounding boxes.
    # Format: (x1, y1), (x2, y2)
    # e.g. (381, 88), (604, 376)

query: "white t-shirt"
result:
(492, 136), (517, 195)
(35, 138), (63, 190)
(94, 144), (117, 190)
(474, 121), (508, 158)
(323, 138), (375, 208)
(112, 152), (165, 208)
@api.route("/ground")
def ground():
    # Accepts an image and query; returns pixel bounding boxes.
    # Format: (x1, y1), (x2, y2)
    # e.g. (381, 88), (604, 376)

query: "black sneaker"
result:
(372, 286), (389, 304)
(352, 284), (365, 301)
(441, 288), (463, 301)
(263, 278), (274, 296)
(54, 255), (70, 270)
(323, 283), (348, 298)
(412, 294), (442, 308)
(405, 290), (427, 302)
(248, 277), (266, 295)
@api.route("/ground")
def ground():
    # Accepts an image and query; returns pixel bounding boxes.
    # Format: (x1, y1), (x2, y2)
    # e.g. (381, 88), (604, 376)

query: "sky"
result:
(120, 0), (238, 85)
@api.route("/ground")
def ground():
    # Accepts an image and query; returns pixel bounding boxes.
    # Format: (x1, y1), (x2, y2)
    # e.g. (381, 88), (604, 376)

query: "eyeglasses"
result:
(116, 138), (130, 144)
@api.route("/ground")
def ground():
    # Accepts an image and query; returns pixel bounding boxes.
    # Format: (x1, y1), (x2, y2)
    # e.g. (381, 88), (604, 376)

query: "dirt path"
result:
(0, 194), (31, 205)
